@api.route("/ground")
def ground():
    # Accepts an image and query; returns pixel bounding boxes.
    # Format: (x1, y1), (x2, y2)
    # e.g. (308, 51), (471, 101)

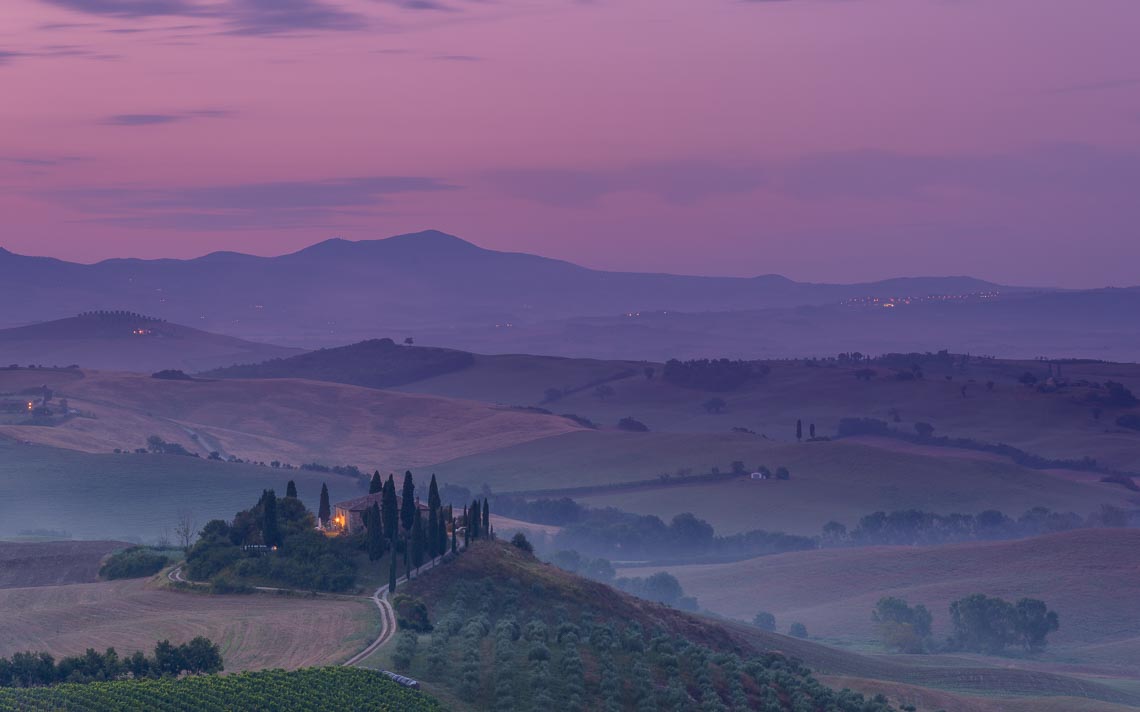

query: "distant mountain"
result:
(0, 311), (301, 373)
(0, 230), (1023, 349)
(409, 287), (1140, 362)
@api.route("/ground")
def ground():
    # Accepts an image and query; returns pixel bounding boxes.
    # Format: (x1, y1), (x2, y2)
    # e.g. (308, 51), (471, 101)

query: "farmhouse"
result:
(331, 492), (429, 534)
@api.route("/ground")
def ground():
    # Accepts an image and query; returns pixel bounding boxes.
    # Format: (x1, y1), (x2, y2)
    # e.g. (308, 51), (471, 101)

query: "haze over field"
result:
(3, 0), (1139, 710)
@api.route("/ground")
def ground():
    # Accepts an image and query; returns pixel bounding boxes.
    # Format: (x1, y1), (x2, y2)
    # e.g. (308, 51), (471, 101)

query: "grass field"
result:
(430, 431), (1133, 534)
(0, 578), (377, 671)
(623, 529), (1140, 675)
(402, 355), (1140, 470)
(0, 369), (579, 470)
(0, 440), (366, 541)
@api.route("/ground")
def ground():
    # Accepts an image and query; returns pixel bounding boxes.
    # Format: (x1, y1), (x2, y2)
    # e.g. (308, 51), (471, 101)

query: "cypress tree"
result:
(428, 474), (441, 511)
(401, 471), (416, 533)
(369, 471), (383, 494)
(318, 483), (331, 527)
(796, 419), (803, 442)
(261, 489), (280, 548)
(427, 503), (439, 559)
(366, 502), (384, 561)
(451, 516), (458, 554)
(382, 474), (398, 542)
(411, 509), (426, 568)
(388, 546), (398, 594)
(285, 480), (298, 498)
(440, 505), (451, 555)
(469, 499), (481, 539)
(463, 505), (470, 546)
(482, 498), (490, 536)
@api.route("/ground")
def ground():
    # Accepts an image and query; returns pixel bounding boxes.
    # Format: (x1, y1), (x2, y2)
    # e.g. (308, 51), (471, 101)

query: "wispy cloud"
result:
(0, 50), (26, 65)
(45, 175), (458, 230)
(38, 0), (370, 35)
(101, 108), (235, 125)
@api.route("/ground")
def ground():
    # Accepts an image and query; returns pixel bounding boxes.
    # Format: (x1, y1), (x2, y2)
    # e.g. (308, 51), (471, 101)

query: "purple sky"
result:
(1, 0), (1138, 287)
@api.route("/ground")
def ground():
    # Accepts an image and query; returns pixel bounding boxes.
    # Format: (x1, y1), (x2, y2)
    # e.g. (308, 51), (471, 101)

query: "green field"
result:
(0, 667), (442, 711)
(430, 431), (1131, 535)
(0, 441), (364, 542)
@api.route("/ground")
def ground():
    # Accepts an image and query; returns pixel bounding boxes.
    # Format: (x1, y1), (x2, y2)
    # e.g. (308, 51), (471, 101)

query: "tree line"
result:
(0, 639), (222, 688)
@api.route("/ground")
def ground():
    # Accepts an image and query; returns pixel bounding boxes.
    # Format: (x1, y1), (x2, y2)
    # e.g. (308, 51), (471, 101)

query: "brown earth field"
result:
(0, 369), (580, 470)
(622, 529), (1140, 675)
(0, 541), (129, 588)
(431, 430), (1135, 535)
(399, 355), (1140, 470)
(0, 578), (377, 672)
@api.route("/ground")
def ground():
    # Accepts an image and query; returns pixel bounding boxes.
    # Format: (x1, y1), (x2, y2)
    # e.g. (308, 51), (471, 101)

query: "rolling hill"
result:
(623, 529), (1140, 674)
(0, 311), (300, 373)
(430, 431), (1134, 535)
(403, 353), (1140, 471)
(0, 369), (581, 471)
(389, 540), (1140, 711)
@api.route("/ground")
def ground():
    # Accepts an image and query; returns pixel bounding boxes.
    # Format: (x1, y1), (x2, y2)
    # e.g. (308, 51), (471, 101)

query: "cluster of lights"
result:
(841, 291), (1001, 309)
(131, 328), (153, 335)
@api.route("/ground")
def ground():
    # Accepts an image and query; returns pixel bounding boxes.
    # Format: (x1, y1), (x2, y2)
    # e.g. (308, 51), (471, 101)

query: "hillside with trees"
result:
(390, 540), (898, 712)
(203, 338), (475, 389)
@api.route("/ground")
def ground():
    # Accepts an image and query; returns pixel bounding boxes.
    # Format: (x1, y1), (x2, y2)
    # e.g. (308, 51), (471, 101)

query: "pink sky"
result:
(1, 0), (1138, 287)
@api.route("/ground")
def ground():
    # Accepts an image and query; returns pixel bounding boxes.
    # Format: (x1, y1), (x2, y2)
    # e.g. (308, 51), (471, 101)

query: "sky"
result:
(1, 0), (1138, 287)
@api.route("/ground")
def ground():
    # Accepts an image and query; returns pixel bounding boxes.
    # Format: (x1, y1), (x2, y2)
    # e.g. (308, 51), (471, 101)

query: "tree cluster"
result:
(662, 358), (769, 391)
(0, 639), (222, 688)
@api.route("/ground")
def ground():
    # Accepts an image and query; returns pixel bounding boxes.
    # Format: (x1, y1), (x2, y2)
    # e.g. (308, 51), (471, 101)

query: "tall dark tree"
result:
(428, 474), (441, 511)
(318, 483), (331, 527)
(365, 502), (384, 561)
(401, 471), (416, 533)
(809, 423), (816, 439)
(369, 471), (383, 494)
(388, 545), (398, 594)
(260, 489), (280, 548)
(796, 419), (803, 442)
(482, 498), (490, 537)
(451, 515), (457, 554)
(440, 505), (451, 555)
(427, 503), (439, 559)
(382, 474), (398, 542)
(410, 509), (426, 568)
(463, 505), (471, 546)
(469, 499), (481, 540)
(285, 480), (298, 498)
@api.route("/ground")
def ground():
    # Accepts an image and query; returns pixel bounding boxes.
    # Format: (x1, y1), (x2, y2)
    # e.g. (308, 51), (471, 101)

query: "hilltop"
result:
(0, 311), (299, 373)
(202, 338), (476, 388)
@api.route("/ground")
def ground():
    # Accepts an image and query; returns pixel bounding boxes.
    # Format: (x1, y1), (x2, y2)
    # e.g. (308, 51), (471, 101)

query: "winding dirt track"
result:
(167, 550), (453, 667)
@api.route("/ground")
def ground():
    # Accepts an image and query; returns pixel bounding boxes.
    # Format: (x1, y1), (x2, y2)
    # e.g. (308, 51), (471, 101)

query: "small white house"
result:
(750, 472), (768, 480)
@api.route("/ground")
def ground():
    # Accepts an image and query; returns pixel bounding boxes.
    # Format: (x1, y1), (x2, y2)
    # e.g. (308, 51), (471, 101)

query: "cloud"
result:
(39, 0), (210, 18)
(487, 144), (1140, 206)
(101, 108), (234, 125)
(46, 175), (458, 230)
(0, 50), (25, 65)
(433, 53), (480, 61)
(1, 155), (85, 167)
(380, 0), (455, 10)
(38, 0), (370, 35)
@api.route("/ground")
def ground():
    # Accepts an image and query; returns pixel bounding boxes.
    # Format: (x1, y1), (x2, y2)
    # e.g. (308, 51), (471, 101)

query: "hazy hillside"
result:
(627, 529), (1140, 674)
(0, 231), (1026, 352)
(0, 311), (300, 373)
(413, 287), (1140, 362)
(0, 369), (580, 471)
(202, 338), (476, 387)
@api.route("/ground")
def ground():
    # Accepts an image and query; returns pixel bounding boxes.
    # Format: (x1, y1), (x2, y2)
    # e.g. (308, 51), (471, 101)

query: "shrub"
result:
(99, 547), (172, 580)
(510, 532), (534, 554)
(788, 622), (808, 638)
(753, 612), (776, 631)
